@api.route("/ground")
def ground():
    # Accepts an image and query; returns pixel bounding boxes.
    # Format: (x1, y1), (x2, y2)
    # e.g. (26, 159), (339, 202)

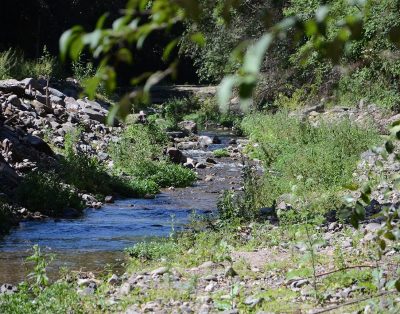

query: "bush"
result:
(241, 112), (380, 217)
(15, 171), (84, 216)
(126, 240), (179, 261)
(0, 47), (60, 80)
(213, 148), (230, 158)
(110, 124), (196, 189)
(0, 202), (14, 234)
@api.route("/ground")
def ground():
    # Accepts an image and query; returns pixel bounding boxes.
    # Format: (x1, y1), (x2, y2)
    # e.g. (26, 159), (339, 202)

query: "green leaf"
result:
(96, 13), (109, 30)
(343, 183), (359, 191)
(243, 33), (273, 75)
(117, 48), (133, 64)
(379, 238), (386, 250)
(190, 32), (205, 47)
(59, 26), (84, 61)
(355, 202), (365, 218)
(69, 37), (84, 61)
(384, 231), (396, 241)
(385, 141), (394, 154)
(83, 76), (101, 100)
(218, 75), (237, 112)
(162, 39), (178, 61)
(395, 279), (400, 292)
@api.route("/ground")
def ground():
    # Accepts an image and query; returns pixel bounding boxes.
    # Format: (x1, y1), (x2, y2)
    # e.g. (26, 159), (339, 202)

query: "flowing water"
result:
(0, 130), (243, 284)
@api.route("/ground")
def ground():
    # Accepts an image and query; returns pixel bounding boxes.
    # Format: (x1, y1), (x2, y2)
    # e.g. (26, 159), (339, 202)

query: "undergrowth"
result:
(240, 112), (380, 219)
(110, 123), (196, 189)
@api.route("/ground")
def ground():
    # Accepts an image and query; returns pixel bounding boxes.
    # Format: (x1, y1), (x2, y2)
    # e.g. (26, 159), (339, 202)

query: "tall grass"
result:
(0, 47), (60, 80)
(241, 112), (380, 217)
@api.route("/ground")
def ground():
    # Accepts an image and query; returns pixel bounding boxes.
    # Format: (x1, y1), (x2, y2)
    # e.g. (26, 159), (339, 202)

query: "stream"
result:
(0, 130), (243, 284)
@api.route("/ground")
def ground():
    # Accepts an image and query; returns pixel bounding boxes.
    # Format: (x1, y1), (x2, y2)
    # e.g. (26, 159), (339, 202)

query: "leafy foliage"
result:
(126, 240), (179, 261)
(110, 123), (196, 188)
(241, 112), (379, 218)
(15, 171), (84, 215)
(0, 47), (60, 80)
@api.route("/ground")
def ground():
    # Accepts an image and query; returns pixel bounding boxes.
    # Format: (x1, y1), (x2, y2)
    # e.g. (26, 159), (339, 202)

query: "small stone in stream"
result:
(0, 284), (17, 295)
(104, 195), (114, 203)
(196, 162), (207, 169)
(144, 194), (156, 199)
(151, 266), (169, 276)
(108, 274), (119, 285)
(204, 175), (213, 182)
(206, 157), (217, 164)
(228, 138), (237, 145)
(212, 136), (221, 144)
(225, 266), (238, 278)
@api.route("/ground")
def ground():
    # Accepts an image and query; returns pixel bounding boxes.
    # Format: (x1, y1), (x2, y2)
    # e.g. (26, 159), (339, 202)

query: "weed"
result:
(213, 148), (230, 158)
(126, 241), (179, 261)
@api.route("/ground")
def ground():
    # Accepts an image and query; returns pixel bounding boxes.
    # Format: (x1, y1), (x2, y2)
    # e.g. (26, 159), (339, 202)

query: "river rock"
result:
(212, 136), (221, 144)
(151, 266), (169, 276)
(178, 120), (197, 134)
(0, 283), (18, 295)
(166, 147), (187, 164)
(198, 136), (212, 148)
(105, 195), (114, 203)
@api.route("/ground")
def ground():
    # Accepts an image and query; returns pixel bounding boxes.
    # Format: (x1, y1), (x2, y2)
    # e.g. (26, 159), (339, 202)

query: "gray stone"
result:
(151, 266), (169, 276)
(0, 284), (17, 295)
(166, 147), (187, 164)
(178, 120), (198, 134)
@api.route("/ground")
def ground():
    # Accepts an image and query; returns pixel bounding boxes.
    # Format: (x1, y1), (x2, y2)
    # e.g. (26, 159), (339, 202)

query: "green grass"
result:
(15, 171), (84, 216)
(110, 124), (196, 189)
(0, 202), (14, 235)
(241, 112), (380, 218)
(213, 148), (230, 158)
(0, 47), (60, 80)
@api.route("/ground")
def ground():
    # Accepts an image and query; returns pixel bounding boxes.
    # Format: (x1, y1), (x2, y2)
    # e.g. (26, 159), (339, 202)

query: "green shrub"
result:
(126, 240), (179, 261)
(337, 67), (400, 110)
(15, 171), (84, 215)
(162, 97), (201, 130)
(241, 112), (380, 217)
(0, 47), (60, 80)
(0, 202), (14, 234)
(213, 148), (230, 158)
(110, 124), (196, 188)
(150, 162), (197, 188)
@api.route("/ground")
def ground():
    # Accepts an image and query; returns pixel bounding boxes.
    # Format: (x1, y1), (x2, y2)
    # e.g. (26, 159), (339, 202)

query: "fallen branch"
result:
(315, 265), (376, 278)
(311, 290), (396, 314)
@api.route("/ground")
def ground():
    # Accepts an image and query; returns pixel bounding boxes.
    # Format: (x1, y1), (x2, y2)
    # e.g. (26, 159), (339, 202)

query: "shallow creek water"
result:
(0, 130), (243, 284)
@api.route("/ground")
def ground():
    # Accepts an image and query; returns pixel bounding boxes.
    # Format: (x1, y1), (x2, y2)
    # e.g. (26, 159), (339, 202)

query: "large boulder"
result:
(0, 79), (25, 96)
(166, 147), (187, 164)
(24, 134), (54, 156)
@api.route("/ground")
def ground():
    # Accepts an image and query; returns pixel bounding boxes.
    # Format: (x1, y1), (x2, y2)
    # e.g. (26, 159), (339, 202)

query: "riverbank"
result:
(1, 91), (400, 312)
